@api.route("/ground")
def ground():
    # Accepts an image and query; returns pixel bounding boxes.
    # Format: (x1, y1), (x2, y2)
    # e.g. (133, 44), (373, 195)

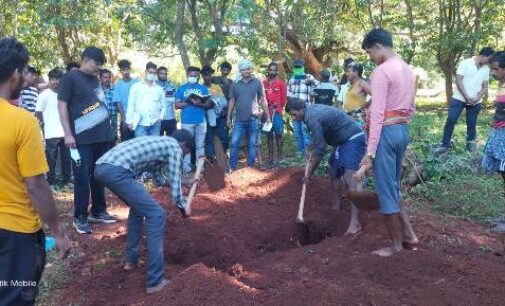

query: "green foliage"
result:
(408, 173), (504, 221)
(406, 107), (503, 221)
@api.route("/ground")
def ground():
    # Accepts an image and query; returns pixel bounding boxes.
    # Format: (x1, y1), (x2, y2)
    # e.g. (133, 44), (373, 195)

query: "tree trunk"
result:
(442, 68), (453, 105)
(174, 0), (190, 69)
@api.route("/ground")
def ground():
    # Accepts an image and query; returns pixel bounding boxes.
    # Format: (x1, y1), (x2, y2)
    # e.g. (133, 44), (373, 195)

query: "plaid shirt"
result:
(96, 136), (186, 208)
(100, 85), (117, 116)
(287, 74), (318, 105)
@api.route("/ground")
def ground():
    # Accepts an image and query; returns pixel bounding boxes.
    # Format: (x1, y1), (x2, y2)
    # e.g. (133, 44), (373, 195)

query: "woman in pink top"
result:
(356, 28), (418, 257)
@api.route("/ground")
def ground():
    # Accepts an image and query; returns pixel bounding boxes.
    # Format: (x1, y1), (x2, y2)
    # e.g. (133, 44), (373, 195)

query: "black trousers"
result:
(0, 229), (46, 306)
(160, 119), (177, 136)
(73, 142), (110, 218)
(45, 137), (71, 185)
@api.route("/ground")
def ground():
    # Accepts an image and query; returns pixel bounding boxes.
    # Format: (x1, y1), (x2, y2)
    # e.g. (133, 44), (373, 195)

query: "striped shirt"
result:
(19, 86), (39, 113)
(96, 136), (186, 208)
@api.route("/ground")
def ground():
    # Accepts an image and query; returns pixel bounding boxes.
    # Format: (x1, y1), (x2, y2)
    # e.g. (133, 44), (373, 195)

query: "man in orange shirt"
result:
(262, 62), (287, 164)
(0, 38), (70, 306)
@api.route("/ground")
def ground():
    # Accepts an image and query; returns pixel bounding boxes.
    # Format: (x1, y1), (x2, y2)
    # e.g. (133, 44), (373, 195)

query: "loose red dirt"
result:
(51, 167), (505, 306)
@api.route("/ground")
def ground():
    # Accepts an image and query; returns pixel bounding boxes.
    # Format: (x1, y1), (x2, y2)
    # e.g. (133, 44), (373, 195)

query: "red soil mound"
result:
(53, 167), (505, 306)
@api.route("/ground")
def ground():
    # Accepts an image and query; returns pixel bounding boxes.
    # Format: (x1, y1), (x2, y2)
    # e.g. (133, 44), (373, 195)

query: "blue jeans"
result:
(94, 164), (166, 288)
(441, 98), (482, 147)
(292, 119), (311, 154)
(229, 117), (259, 170)
(181, 122), (207, 173)
(374, 124), (409, 215)
(205, 116), (229, 158)
(135, 121), (161, 137)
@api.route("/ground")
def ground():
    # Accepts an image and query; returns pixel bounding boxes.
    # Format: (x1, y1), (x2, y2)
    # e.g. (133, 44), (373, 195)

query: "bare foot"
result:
(146, 279), (170, 294)
(344, 223), (363, 236)
(372, 246), (402, 257)
(402, 236), (419, 249)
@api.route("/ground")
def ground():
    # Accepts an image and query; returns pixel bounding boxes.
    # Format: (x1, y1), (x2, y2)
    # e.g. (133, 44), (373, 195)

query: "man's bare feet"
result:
(146, 279), (170, 294)
(372, 246), (402, 257)
(344, 222), (362, 235)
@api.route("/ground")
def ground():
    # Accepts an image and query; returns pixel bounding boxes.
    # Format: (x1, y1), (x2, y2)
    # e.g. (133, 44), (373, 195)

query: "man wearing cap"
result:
(227, 59), (272, 170)
(311, 69), (339, 106)
(175, 66), (213, 174)
(287, 58), (319, 156)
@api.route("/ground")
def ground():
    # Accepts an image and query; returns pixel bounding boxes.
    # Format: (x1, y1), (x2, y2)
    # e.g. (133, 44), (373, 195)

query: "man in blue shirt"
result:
(175, 66), (213, 174)
(156, 66), (177, 136)
(113, 59), (138, 142)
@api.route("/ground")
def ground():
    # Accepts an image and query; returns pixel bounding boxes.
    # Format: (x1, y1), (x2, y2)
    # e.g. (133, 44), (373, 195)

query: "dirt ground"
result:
(49, 167), (505, 306)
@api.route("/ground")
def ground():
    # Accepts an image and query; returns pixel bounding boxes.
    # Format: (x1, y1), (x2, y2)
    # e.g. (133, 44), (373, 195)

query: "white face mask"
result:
(187, 76), (198, 84)
(146, 73), (157, 82)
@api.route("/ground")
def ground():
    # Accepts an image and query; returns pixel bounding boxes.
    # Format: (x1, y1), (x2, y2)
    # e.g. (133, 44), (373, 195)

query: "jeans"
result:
(374, 124), (409, 215)
(94, 164), (166, 288)
(73, 142), (109, 218)
(292, 119), (311, 154)
(0, 229), (45, 306)
(45, 137), (71, 185)
(229, 117), (259, 170)
(181, 122), (207, 173)
(205, 116), (229, 158)
(160, 119), (177, 136)
(441, 98), (482, 147)
(135, 121), (161, 137)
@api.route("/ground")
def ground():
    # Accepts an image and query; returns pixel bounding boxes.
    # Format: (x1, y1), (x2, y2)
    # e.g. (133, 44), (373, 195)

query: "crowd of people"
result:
(1, 27), (505, 304)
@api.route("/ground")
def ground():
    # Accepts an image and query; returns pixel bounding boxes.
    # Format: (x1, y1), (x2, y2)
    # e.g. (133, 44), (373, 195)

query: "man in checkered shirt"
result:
(287, 58), (319, 156)
(94, 129), (193, 294)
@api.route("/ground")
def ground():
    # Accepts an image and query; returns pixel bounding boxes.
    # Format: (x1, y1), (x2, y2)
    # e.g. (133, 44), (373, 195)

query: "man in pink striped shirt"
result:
(357, 28), (418, 257)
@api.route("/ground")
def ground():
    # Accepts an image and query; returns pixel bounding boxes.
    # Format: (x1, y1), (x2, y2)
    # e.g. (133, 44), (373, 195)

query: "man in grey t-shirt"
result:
(227, 59), (271, 170)
(286, 98), (366, 235)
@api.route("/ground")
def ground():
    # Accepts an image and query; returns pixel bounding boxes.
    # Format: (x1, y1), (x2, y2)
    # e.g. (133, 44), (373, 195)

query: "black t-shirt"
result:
(58, 70), (112, 145)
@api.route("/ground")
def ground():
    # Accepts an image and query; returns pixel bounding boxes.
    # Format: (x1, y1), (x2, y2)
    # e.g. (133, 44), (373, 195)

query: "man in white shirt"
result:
(126, 62), (165, 137)
(436, 47), (494, 153)
(35, 68), (71, 187)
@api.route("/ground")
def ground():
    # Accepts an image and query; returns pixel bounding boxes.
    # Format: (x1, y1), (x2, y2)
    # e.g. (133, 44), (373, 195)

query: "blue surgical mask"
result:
(188, 76), (198, 84)
(146, 73), (157, 82)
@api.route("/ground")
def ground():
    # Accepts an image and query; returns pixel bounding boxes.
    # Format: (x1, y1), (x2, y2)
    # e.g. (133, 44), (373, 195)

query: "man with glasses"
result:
(114, 59), (139, 142)
(58, 46), (117, 234)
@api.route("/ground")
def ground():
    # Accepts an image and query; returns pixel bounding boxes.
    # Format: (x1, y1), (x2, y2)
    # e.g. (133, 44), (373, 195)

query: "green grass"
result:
(406, 108), (504, 221)
(407, 173), (504, 221)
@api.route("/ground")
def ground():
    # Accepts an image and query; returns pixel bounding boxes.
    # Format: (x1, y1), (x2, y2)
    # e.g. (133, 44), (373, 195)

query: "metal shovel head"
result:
(343, 190), (380, 211)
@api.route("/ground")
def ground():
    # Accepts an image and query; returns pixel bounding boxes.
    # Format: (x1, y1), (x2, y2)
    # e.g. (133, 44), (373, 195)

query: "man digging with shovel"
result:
(355, 28), (418, 257)
(94, 130), (195, 294)
(286, 98), (367, 235)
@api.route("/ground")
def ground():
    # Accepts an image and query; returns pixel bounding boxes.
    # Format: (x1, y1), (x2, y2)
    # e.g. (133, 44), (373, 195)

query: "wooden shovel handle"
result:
(185, 158), (205, 215)
(296, 162), (310, 223)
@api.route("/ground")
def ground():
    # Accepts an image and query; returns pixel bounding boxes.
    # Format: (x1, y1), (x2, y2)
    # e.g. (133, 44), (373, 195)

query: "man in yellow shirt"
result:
(0, 38), (70, 306)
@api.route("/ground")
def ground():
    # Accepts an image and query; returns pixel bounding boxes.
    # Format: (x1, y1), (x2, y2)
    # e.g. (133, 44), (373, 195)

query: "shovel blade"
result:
(343, 190), (380, 211)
